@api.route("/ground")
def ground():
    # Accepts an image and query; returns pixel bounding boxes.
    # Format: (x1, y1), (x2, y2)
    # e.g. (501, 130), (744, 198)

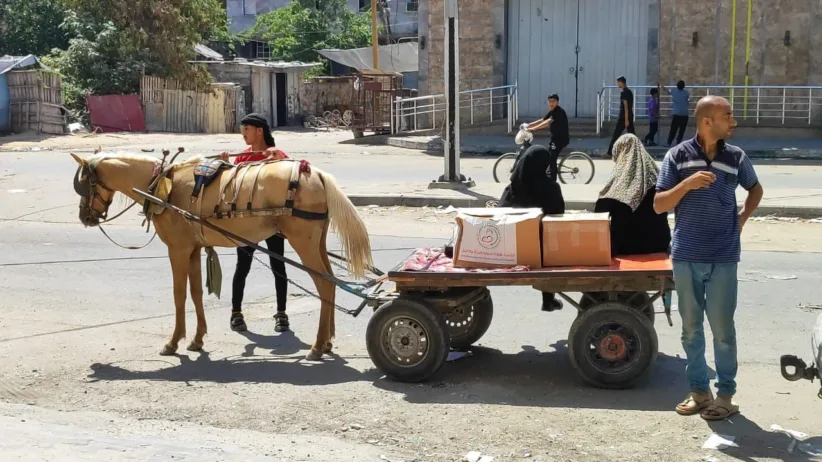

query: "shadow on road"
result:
(86, 330), (378, 386)
(707, 415), (822, 462)
(373, 341), (691, 412)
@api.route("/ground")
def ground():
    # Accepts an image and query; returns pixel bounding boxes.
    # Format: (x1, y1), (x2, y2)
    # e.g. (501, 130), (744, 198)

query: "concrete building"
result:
(198, 59), (321, 127)
(418, 0), (822, 120)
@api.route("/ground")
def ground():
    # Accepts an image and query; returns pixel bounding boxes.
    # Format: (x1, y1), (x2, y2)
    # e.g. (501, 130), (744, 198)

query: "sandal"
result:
(230, 312), (247, 332)
(675, 392), (713, 416)
(274, 312), (290, 333)
(701, 399), (739, 421)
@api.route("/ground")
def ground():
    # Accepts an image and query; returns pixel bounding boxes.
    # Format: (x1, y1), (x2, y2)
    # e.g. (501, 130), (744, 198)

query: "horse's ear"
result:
(69, 153), (87, 166)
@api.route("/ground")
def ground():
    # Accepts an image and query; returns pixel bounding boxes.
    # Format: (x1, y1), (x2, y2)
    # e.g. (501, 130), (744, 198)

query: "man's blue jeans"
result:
(672, 261), (739, 397)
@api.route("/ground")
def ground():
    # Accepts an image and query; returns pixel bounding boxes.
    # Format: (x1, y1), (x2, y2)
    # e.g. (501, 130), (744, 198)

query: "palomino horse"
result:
(69, 151), (372, 360)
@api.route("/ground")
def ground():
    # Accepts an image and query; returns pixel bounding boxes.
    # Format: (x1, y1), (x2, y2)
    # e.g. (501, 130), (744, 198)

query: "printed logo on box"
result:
(478, 224), (501, 249)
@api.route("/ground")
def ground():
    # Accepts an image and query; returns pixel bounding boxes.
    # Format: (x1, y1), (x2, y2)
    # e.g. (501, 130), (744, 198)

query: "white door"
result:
(576, 0), (649, 117)
(508, 0), (650, 118)
(507, 0), (579, 119)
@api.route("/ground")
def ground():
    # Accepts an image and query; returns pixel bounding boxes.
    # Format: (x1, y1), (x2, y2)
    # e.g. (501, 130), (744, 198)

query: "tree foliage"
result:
(57, 0), (229, 83)
(249, 0), (374, 73)
(0, 0), (71, 56)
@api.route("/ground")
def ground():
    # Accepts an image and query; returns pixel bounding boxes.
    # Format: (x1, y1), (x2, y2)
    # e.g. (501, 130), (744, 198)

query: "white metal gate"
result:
(508, 0), (650, 118)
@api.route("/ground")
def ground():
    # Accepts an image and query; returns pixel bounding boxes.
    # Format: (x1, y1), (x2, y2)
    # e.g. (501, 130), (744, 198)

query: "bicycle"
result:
(492, 124), (596, 185)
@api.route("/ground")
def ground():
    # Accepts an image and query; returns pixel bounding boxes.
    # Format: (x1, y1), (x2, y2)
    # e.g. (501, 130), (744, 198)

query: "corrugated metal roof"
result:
(190, 59), (321, 71)
(0, 55), (52, 75)
(317, 42), (418, 73)
(194, 44), (224, 61)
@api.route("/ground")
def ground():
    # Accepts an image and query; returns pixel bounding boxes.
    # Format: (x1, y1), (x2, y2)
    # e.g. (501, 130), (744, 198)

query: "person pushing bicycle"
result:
(525, 94), (570, 182)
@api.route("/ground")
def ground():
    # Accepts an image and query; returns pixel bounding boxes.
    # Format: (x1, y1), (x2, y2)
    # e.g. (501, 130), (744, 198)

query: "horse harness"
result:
(73, 161), (116, 222)
(188, 157), (328, 222)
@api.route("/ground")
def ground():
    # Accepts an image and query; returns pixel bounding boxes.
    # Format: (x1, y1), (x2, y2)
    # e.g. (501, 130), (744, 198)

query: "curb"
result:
(385, 138), (822, 160)
(349, 194), (822, 219)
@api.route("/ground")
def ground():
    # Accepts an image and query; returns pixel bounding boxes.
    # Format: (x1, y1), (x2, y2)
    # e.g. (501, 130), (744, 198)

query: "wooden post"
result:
(371, 0), (379, 69)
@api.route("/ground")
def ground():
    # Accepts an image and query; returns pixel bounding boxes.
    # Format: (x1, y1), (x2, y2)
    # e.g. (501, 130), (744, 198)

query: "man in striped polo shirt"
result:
(654, 95), (764, 420)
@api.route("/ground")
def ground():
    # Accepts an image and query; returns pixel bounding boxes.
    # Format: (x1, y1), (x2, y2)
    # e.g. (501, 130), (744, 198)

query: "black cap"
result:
(241, 113), (275, 147)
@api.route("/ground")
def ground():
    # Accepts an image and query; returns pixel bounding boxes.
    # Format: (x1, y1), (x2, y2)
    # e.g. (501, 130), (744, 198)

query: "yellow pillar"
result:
(743, 0), (753, 118)
(729, 0), (737, 106)
(371, 0), (380, 70)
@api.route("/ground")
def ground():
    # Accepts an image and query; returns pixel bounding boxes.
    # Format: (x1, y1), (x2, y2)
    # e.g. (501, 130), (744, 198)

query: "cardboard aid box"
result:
(453, 208), (543, 269)
(542, 212), (612, 267)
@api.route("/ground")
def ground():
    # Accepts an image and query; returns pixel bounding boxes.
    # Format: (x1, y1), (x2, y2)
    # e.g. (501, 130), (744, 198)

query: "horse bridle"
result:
(73, 162), (116, 222)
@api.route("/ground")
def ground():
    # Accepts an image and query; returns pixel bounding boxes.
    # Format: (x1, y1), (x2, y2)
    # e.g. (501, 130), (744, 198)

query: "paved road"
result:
(2, 144), (821, 200)
(2, 134), (822, 459)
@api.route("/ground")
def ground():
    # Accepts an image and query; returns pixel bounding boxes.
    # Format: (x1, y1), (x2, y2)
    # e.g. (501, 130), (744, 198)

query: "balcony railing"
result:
(391, 84), (518, 135)
(596, 84), (822, 134)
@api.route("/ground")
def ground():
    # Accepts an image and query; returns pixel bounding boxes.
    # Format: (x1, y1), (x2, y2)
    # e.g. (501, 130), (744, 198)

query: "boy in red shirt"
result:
(219, 113), (290, 333)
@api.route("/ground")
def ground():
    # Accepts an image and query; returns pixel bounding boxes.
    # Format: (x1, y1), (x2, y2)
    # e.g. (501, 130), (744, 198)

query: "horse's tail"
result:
(317, 169), (373, 279)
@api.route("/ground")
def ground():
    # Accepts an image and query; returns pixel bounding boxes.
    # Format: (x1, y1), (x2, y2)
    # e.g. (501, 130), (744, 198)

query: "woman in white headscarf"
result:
(594, 133), (671, 255)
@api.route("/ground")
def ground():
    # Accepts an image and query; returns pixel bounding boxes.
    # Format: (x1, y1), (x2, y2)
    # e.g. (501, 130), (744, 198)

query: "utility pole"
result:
(371, 0), (379, 69)
(431, 0), (473, 188)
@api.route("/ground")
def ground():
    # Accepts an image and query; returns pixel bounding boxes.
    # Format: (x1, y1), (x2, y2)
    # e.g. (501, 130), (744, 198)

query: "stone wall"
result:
(419, 0), (506, 122)
(659, 0), (822, 86)
(298, 77), (354, 118)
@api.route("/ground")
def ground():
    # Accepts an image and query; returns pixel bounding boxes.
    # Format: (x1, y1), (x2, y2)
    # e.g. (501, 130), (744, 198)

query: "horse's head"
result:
(70, 152), (116, 227)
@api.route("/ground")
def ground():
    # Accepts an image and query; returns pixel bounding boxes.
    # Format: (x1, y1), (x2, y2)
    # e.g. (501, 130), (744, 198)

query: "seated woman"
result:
(594, 133), (671, 256)
(499, 144), (566, 312)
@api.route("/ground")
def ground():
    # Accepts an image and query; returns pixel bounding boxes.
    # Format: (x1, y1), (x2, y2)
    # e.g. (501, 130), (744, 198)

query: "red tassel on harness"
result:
(299, 159), (311, 174)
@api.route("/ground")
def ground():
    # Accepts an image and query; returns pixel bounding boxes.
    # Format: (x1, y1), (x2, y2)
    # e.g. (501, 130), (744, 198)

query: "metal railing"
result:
(596, 84), (822, 134)
(391, 84), (518, 135)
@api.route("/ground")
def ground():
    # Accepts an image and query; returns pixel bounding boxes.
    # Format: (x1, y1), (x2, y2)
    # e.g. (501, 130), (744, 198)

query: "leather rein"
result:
(73, 149), (187, 250)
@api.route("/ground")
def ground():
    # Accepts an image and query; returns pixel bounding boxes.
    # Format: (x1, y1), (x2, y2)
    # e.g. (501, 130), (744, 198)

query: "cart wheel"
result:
(568, 302), (658, 389)
(366, 298), (450, 383)
(444, 289), (494, 350)
(579, 291), (655, 323)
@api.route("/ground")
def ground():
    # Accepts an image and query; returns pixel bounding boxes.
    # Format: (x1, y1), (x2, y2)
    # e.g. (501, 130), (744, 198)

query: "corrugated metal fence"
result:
(140, 75), (242, 133)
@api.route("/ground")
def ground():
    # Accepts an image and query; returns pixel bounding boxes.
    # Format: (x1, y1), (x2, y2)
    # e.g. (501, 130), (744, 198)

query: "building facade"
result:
(418, 0), (822, 119)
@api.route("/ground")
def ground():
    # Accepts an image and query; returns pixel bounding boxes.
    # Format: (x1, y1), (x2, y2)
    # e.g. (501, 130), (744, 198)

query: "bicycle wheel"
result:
(559, 152), (596, 184)
(493, 153), (518, 183)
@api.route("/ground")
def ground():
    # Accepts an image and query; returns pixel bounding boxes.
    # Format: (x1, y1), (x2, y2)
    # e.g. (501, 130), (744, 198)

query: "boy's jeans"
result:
(672, 261), (739, 397)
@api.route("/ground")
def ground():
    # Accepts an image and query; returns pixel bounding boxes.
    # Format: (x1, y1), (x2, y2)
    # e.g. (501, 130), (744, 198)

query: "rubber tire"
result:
(559, 152), (596, 184)
(447, 290), (494, 350)
(579, 291), (655, 323)
(366, 298), (450, 383)
(568, 302), (659, 389)
(493, 152), (518, 183)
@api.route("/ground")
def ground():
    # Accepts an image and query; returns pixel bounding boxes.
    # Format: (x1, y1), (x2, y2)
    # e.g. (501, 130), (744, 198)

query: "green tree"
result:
(249, 0), (373, 73)
(57, 0), (230, 84)
(0, 0), (71, 56)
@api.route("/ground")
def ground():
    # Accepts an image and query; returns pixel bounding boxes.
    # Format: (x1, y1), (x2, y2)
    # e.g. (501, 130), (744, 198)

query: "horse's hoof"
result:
(305, 350), (323, 361)
(159, 344), (177, 356)
(323, 343), (333, 354)
(186, 342), (203, 352)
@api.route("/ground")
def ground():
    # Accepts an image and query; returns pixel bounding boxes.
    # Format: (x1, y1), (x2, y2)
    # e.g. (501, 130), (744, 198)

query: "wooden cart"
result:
(365, 252), (676, 389)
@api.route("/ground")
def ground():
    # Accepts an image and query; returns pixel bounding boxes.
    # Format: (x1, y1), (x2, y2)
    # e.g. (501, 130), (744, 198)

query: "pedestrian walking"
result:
(663, 80), (690, 146)
(654, 95), (764, 421)
(606, 76), (635, 158)
(644, 88), (660, 146)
